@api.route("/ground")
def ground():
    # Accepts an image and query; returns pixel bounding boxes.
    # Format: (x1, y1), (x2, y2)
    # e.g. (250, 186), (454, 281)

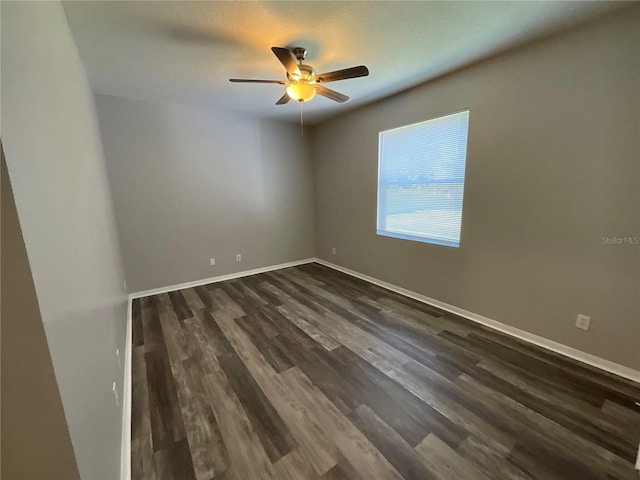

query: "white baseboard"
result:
(130, 258), (316, 299)
(120, 297), (132, 480)
(314, 258), (640, 384)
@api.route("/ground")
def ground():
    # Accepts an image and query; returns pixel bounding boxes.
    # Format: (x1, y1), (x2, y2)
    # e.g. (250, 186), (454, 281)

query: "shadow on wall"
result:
(1, 149), (80, 480)
(95, 94), (316, 293)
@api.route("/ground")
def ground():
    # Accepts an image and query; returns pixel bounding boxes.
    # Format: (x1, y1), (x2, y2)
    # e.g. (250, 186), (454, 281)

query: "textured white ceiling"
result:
(63, 1), (623, 124)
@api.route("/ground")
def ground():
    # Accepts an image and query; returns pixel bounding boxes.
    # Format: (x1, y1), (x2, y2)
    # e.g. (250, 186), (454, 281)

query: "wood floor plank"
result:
(182, 316), (225, 375)
(455, 373), (638, 480)
(456, 434), (533, 480)
(132, 263), (640, 480)
(327, 346), (466, 448)
(368, 285), (446, 318)
(505, 442), (571, 480)
(272, 448), (317, 480)
(132, 298), (144, 347)
(235, 316), (294, 373)
(231, 279), (269, 307)
(167, 290), (193, 321)
(195, 308), (298, 466)
(377, 297), (471, 338)
(181, 288), (206, 311)
(200, 354), (277, 480)
(445, 330), (640, 409)
(414, 433), (490, 480)
(280, 366), (404, 480)
(216, 346), (297, 463)
(153, 439), (196, 480)
(471, 326), (640, 400)
(476, 358), (637, 459)
(171, 357), (228, 480)
(265, 272), (331, 315)
(131, 346), (156, 480)
(297, 266), (377, 300)
(277, 270), (370, 319)
(145, 349), (187, 452)
(355, 297), (442, 336)
(333, 303), (482, 378)
(601, 399), (640, 430)
(141, 296), (165, 353)
(242, 275), (284, 307)
(261, 303), (320, 351)
(318, 462), (360, 480)
(300, 281), (475, 375)
(193, 285), (215, 310)
(361, 348), (515, 453)
(192, 308), (234, 358)
(246, 310), (281, 338)
(207, 287), (245, 319)
(274, 334), (363, 415)
(278, 267), (327, 288)
(348, 404), (436, 480)
(219, 281), (264, 315)
(212, 308), (338, 477)
(157, 296), (191, 363)
(276, 304), (341, 351)
(319, 299), (443, 362)
(410, 357), (605, 479)
(297, 305), (412, 368)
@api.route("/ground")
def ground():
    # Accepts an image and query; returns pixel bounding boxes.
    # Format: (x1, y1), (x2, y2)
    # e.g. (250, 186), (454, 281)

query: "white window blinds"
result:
(377, 110), (470, 248)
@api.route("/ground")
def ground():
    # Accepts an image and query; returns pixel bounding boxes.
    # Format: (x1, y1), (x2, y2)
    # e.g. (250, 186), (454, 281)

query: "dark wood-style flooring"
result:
(131, 262), (640, 480)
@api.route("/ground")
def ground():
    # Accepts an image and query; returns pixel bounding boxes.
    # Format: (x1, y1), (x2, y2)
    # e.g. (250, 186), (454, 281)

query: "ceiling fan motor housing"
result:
(288, 64), (315, 82)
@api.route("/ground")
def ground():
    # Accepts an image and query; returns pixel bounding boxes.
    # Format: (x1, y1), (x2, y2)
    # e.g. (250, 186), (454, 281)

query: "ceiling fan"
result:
(229, 47), (369, 105)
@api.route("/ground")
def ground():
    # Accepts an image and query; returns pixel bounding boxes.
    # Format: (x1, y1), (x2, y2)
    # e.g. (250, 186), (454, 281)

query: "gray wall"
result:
(1, 2), (128, 478)
(95, 94), (316, 293)
(312, 6), (640, 370)
(1, 151), (80, 480)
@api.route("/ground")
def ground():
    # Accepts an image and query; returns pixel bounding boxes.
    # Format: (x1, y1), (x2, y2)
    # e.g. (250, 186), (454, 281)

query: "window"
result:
(377, 110), (469, 248)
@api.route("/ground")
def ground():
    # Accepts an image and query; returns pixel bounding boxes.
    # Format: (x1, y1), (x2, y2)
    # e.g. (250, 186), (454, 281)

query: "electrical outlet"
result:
(236, 254), (242, 262)
(112, 382), (119, 407)
(210, 257), (216, 266)
(576, 314), (591, 331)
(332, 247), (336, 255)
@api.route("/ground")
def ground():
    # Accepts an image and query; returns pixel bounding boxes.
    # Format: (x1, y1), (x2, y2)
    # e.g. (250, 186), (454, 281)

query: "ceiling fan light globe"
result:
(286, 82), (316, 102)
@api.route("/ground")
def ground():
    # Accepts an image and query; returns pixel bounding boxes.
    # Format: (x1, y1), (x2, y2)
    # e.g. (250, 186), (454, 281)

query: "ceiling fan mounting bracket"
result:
(292, 47), (307, 63)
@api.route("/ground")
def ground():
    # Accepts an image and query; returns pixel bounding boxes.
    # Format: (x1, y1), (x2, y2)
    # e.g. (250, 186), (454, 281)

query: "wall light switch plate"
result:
(210, 258), (216, 266)
(576, 314), (591, 331)
(332, 247), (336, 255)
(236, 254), (242, 262)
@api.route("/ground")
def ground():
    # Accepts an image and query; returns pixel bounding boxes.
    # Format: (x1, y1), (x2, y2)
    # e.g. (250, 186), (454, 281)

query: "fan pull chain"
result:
(300, 101), (304, 136)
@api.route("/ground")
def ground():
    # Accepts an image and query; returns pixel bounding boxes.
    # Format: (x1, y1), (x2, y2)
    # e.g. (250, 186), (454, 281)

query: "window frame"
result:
(376, 110), (470, 248)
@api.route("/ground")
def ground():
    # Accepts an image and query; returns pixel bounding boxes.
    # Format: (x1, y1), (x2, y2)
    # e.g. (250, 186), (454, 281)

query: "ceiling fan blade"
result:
(271, 47), (300, 77)
(229, 79), (286, 84)
(314, 85), (349, 103)
(275, 93), (290, 105)
(313, 65), (369, 83)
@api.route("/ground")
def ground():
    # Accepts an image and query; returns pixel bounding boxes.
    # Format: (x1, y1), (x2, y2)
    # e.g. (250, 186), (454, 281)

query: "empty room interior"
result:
(2, 1), (640, 479)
